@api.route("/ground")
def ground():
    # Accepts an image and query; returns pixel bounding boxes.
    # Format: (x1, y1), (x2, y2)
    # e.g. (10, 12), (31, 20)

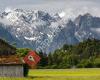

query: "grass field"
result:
(1, 68), (100, 80)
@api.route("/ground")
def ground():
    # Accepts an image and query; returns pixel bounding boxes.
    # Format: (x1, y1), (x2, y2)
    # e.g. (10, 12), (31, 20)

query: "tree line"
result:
(37, 39), (100, 69)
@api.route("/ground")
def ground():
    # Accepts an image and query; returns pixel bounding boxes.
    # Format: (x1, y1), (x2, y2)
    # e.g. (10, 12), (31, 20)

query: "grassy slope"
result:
(0, 69), (100, 80)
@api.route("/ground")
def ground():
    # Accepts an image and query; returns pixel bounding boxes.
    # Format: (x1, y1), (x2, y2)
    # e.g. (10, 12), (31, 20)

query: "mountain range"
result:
(0, 9), (100, 53)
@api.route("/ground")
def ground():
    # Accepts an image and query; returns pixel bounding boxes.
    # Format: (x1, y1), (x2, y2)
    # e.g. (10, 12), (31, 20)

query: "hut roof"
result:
(0, 55), (23, 65)
(0, 38), (16, 50)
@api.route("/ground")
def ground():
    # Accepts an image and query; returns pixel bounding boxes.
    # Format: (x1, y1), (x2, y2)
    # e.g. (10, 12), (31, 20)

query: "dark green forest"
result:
(38, 39), (100, 69)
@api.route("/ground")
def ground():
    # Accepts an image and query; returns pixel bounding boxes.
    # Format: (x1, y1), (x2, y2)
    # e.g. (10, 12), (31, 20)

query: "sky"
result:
(0, 0), (99, 10)
(0, 0), (100, 17)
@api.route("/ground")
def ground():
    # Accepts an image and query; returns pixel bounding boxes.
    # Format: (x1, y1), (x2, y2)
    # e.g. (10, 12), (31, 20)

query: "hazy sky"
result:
(0, 0), (99, 9)
(0, 0), (100, 17)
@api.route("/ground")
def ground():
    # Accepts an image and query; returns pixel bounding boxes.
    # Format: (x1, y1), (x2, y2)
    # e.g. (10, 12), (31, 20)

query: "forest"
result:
(37, 39), (100, 69)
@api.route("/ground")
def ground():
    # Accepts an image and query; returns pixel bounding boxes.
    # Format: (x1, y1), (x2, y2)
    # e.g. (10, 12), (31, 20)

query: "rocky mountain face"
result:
(0, 23), (17, 43)
(0, 9), (100, 53)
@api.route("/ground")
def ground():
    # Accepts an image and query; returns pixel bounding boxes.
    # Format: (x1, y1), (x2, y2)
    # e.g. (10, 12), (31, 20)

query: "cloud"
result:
(0, 0), (100, 18)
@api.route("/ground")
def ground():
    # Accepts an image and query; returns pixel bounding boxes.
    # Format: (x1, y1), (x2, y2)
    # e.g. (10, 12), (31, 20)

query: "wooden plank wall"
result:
(0, 65), (24, 77)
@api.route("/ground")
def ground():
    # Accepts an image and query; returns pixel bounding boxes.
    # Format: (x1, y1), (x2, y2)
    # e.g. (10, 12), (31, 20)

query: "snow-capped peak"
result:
(4, 7), (13, 13)
(1, 9), (58, 24)
(59, 11), (66, 18)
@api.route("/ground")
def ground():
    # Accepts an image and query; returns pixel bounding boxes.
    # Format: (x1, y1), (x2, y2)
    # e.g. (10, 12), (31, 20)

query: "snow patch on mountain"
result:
(5, 7), (12, 13)
(59, 11), (66, 18)
(91, 28), (100, 33)
(24, 36), (38, 41)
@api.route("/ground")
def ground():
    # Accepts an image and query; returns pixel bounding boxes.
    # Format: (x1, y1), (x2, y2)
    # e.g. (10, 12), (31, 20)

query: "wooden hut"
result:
(0, 39), (26, 77)
(0, 55), (24, 77)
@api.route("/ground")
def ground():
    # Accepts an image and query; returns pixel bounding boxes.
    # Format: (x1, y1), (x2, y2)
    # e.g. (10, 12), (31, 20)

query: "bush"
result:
(77, 59), (93, 68)
(94, 58), (100, 67)
(16, 48), (31, 57)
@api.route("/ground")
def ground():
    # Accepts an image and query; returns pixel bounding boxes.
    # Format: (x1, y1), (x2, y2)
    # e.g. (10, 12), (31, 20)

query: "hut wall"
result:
(0, 64), (24, 77)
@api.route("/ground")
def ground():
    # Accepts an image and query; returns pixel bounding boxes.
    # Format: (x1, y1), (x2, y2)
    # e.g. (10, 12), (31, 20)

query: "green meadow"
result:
(1, 68), (100, 80)
(28, 68), (100, 77)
